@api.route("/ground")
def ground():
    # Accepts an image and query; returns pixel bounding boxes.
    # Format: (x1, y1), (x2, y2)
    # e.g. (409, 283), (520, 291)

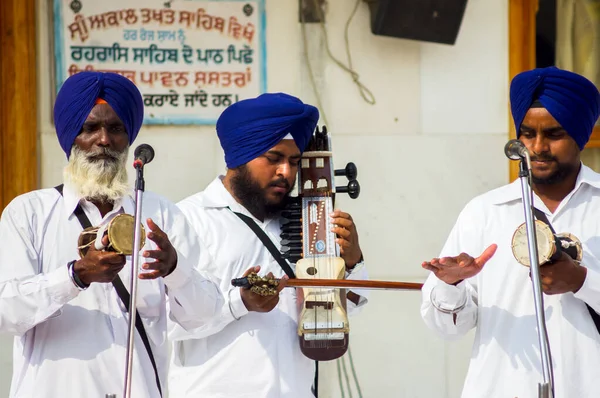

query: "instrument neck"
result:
(301, 195), (337, 259)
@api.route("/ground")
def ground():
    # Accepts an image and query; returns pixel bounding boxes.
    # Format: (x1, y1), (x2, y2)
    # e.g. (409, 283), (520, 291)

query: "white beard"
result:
(63, 145), (130, 202)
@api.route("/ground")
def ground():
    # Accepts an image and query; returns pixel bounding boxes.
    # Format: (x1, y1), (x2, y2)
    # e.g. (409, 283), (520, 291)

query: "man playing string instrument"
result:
(168, 93), (368, 398)
(0, 71), (222, 398)
(421, 67), (600, 397)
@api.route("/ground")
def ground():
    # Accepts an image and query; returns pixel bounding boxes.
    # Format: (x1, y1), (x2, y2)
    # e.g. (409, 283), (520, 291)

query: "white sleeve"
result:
(0, 199), (80, 336)
(420, 201), (485, 339)
(345, 261), (369, 315)
(167, 200), (246, 341)
(157, 200), (224, 332)
(573, 266), (600, 314)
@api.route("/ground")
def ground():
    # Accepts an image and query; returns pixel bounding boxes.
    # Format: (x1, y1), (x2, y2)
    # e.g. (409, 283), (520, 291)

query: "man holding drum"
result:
(420, 67), (600, 397)
(0, 71), (222, 398)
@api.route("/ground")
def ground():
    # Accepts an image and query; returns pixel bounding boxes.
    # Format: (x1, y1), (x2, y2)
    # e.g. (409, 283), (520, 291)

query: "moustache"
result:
(86, 147), (122, 161)
(269, 179), (291, 191)
(530, 153), (557, 162)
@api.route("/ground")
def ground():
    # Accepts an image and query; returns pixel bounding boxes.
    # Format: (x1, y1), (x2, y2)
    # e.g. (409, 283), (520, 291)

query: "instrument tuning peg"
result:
(280, 232), (302, 240)
(281, 225), (302, 234)
(280, 219), (301, 227)
(285, 198), (301, 208)
(281, 209), (302, 219)
(334, 162), (358, 180)
(280, 240), (302, 248)
(336, 179), (360, 199)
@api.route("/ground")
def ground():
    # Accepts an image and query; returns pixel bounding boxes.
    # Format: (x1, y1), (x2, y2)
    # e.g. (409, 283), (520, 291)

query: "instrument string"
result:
(309, 196), (319, 349)
(327, 192), (334, 349)
(312, 202), (318, 348)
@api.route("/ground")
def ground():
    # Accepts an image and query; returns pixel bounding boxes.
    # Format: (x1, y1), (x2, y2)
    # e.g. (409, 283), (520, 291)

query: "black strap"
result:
(532, 208), (555, 234)
(55, 184), (93, 229)
(231, 210), (296, 279)
(312, 361), (319, 397)
(55, 185), (163, 397)
(111, 276), (163, 397)
(231, 210), (323, 397)
(533, 207), (600, 337)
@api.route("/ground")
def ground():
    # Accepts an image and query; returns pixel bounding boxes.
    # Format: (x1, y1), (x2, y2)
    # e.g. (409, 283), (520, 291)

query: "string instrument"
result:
(232, 127), (421, 361)
(284, 125), (358, 361)
(231, 126), (423, 361)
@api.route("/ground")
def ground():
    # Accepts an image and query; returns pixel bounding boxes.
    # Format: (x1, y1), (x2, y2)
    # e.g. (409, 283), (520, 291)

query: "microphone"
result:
(133, 144), (155, 168)
(504, 139), (529, 160)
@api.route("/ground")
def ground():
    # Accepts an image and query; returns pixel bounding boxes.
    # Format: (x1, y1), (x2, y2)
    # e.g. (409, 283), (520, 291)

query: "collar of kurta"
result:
(197, 176), (237, 209)
(60, 183), (134, 221)
(489, 163), (600, 205)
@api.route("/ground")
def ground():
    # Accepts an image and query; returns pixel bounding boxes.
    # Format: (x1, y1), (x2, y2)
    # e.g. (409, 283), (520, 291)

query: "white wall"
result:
(0, 0), (509, 396)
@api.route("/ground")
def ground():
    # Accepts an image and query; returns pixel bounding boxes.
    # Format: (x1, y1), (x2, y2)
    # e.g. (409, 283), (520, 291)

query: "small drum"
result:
(77, 213), (146, 258)
(511, 220), (582, 266)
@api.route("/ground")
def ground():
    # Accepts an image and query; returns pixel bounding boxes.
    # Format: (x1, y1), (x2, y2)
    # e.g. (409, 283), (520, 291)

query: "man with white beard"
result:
(0, 71), (223, 398)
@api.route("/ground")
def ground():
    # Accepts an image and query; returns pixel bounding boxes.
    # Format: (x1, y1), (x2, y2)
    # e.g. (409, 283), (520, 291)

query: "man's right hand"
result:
(240, 266), (288, 313)
(421, 244), (498, 285)
(74, 235), (126, 285)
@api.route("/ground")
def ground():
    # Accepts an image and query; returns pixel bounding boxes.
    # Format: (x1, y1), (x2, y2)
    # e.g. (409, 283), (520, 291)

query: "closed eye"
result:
(265, 156), (281, 164)
(108, 123), (126, 134)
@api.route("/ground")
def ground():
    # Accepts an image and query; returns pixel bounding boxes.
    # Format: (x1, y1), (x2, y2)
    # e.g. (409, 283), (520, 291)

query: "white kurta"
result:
(168, 176), (368, 398)
(421, 165), (600, 398)
(0, 185), (223, 398)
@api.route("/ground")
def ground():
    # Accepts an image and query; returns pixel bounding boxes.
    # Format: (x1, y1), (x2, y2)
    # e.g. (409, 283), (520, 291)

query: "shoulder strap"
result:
(230, 210), (295, 279)
(56, 184), (93, 229)
(533, 208), (555, 234)
(54, 185), (163, 397)
(533, 206), (600, 337)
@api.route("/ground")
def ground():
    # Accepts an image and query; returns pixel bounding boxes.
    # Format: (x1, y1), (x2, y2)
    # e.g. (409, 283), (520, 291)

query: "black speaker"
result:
(368, 0), (468, 45)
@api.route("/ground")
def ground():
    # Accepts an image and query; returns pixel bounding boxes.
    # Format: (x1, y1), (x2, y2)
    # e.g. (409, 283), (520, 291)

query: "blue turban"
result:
(510, 66), (600, 150)
(216, 93), (319, 168)
(54, 71), (144, 158)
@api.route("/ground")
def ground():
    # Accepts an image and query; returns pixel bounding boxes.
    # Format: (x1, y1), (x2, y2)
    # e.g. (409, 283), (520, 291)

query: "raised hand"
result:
(139, 218), (178, 280)
(422, 244), (498, 285)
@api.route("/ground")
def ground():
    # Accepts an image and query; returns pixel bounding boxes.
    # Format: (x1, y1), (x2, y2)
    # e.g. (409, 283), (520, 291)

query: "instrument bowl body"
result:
(296, 256), (349, 361)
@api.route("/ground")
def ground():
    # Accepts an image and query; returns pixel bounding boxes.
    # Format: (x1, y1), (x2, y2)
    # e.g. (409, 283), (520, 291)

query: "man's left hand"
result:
(535, 252), (587, 295)
(330, 210), (362, 270)
(139, 218), (178, 280)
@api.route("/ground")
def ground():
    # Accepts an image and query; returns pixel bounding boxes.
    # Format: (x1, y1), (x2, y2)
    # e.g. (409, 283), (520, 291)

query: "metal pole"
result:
(123, 167), (145, 398)
(518, 153), (554, 398)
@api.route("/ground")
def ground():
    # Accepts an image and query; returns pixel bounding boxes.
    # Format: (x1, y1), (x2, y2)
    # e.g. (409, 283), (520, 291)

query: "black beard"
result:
(230, 165), (292, 220)
(530, 153), (578, 185)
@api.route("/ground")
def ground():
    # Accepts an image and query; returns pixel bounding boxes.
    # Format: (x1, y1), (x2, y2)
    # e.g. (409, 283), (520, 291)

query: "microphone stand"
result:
(123, 162), (146, 398)
(517, 152), (554, 398)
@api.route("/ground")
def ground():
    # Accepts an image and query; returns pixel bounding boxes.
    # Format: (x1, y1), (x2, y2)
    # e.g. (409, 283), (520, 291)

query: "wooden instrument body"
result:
(294, 138), (350, 361)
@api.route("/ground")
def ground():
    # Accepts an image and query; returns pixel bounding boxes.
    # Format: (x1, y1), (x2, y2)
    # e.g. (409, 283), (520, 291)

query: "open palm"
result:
(422, 244), (498, 285)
